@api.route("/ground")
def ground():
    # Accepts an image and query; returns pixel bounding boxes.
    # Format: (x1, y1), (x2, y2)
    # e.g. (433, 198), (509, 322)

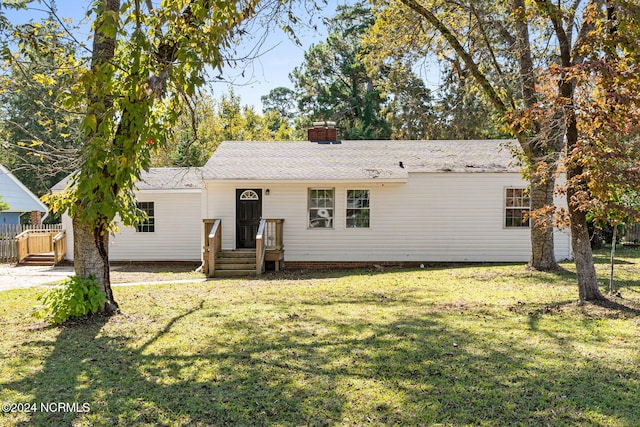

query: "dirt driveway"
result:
(0, 264), (74, 291)
(0, 263), (206, 292)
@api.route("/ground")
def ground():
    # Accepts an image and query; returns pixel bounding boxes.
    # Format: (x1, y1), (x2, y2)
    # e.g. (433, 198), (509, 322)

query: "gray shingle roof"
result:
(51, 167), (202, 192)
(135, 167), (202, 190)
(201, 140), (521, 181)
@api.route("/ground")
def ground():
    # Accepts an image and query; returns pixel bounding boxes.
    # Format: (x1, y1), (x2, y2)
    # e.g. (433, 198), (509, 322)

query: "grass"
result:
(1, 249), (639, 426)
(109, 263), (204, 284)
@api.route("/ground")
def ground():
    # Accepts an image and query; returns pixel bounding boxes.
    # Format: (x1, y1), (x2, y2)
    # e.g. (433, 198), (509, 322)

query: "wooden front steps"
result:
(215, 250), (256, 277)
(19, 252), (56, 266)
(203, 219), (285, 278)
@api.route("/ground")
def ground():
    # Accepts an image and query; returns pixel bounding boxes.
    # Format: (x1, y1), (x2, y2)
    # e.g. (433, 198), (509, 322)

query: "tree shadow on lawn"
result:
(5, 305), (345, 426)
(4, 294), (639, 426)
(269, 261), (640, 305)
(592, 246), (639, 265)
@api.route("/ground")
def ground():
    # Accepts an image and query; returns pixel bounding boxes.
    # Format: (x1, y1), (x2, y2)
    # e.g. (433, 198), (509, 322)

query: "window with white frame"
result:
(346, 189), (370, 228)
(136, 202), (155, 232)
(308, 189), (334, 228)
(505, 188), (530, 227)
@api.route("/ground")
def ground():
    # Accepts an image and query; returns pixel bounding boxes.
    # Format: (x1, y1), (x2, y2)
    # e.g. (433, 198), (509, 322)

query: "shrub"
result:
(33, 275), (107, 324)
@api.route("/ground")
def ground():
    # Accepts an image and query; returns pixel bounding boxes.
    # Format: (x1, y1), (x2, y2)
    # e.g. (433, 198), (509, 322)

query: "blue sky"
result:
(217, 3), (336, 110)
(5, 1), (343, 111)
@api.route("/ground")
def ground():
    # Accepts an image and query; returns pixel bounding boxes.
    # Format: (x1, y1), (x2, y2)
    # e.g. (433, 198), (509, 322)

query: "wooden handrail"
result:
(14, 229), (66, 264)
(256, 219), (267, 275)
(202, 218), (282, 277)
(52, 230), (66, 265)
(15, 230), (30, 241)
(15, 232), (29, 263)
(205, 219), (222, 277)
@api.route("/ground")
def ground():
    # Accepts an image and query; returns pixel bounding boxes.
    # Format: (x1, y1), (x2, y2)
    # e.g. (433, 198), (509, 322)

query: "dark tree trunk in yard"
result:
(609, 225), (617, 295)
(529, 165), (560, 271)
(72, 0), (121, 313)
(72, 215), (119, 313)
(398, 0), (562, 272)
(513, 0), (560, 271)
(536, 0), (604, 302)
(567, 191), (602, 301)
(565, 111), (604, 302)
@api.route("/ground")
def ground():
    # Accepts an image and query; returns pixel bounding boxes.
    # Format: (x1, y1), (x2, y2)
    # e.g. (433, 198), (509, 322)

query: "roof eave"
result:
(202, 177), (409, 184)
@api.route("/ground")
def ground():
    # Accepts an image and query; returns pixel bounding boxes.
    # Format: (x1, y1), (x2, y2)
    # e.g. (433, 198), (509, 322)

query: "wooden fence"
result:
(0, 224), (62, 263)
(624, 223), (640, 245)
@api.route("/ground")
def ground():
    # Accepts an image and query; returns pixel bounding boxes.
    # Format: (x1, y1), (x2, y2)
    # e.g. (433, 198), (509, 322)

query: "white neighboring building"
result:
(55, 168), (203, 262)
(200, 139), (572, 267)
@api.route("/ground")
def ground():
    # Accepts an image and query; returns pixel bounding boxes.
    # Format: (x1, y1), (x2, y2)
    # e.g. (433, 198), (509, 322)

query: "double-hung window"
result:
(505, 188), (530, 227)
(346, 190), (370, 228)
(136, 202), (155, 232)
(309, 189), (334, 228)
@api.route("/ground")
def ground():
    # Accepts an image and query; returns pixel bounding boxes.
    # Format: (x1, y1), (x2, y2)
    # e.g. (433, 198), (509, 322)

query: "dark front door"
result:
(236, 189), (262, 248)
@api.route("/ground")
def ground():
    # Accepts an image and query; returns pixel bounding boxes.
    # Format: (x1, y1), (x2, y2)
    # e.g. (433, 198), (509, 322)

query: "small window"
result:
(347, 190), (370, 228)
(309, 189), (334, 228)
(239, 190), (259, 200)
(505, 188), (530, 227)
(136, 202), (155, 232)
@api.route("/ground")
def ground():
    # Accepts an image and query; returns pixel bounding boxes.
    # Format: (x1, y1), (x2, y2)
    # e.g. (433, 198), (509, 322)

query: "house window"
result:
(309, 189), (334, 228)
(347, 190), (370, 228)
(239, 190), (259, 200)
(136, 202), (155, 232)
(505, 188), (530, 227)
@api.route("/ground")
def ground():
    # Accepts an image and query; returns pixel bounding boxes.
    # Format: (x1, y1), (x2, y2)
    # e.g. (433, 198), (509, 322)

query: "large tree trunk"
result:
(513, 0), (560, 271)
(398, 0), (562, 270)
(566, 186), (603, 302)
(609, 224), (617, 295)
(565, 103), (604, 302)
(529, 166), (559, 271)
(71, 0), (120, 312)
(72, 215), (119, 313)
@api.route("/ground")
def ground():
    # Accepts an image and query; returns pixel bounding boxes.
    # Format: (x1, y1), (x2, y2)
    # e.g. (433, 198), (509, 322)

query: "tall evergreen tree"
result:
(290, 1), (392, 139)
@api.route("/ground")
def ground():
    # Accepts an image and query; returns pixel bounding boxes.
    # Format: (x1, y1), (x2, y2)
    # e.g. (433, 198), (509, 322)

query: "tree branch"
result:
(398, 0), (510, 115)
(512, 0), (537, 107)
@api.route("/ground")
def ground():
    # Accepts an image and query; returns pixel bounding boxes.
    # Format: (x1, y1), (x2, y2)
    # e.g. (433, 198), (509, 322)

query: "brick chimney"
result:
(30, 210), (42, 225)
(308, 121), (338, 143)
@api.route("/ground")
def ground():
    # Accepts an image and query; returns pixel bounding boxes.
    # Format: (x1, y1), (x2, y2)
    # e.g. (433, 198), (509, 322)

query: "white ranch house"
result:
(55, 138), (572, 276)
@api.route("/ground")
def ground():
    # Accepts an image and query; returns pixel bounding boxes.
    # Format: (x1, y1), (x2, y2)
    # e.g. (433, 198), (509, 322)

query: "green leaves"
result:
(566, 3), (640, 226)
(43, 0), (262, 236)
(100, 9), (120, 38)
(83, 114), (98, 135)
(0, 195), (9, 211)
(33, 275), (107, 325)
(291, 2), (393, 139)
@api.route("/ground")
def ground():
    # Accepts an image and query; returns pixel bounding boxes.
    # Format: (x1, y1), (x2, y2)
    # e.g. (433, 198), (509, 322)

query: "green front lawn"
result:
(1, 249), (639, 426)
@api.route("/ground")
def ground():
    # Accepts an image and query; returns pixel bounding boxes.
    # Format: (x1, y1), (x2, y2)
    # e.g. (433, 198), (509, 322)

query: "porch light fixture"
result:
(265, 189), (270, 195)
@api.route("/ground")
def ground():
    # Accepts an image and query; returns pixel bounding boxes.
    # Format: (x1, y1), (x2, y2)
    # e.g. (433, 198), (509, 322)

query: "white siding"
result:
(205, 173), (572, 263)
(62, 191), (202, 262)
(552, 174), (573, 260)
(61, 213), (73, 259)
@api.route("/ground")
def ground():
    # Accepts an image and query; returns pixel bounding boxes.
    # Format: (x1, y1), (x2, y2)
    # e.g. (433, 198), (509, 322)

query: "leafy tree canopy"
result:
(0, 195), (9, 211)
(1, 0), (295, 312)
(290, 1), (392, 139)
(0, 11), (81, 196)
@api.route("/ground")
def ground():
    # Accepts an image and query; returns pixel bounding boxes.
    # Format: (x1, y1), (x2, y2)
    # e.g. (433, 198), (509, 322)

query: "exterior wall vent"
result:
(308, 121), (340, 144)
